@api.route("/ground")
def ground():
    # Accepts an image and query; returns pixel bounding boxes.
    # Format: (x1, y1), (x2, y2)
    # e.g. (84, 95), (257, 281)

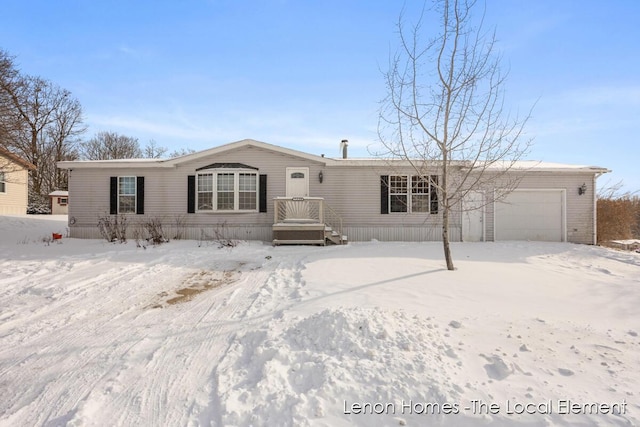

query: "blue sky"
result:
(2, 0), (639, 191)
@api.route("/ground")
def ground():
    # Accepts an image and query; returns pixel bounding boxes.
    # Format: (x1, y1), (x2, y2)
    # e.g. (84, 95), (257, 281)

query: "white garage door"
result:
(495, 190), (564, 242)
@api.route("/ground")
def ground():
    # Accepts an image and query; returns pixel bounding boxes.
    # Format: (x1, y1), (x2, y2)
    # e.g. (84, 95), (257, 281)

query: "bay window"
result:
(196, 171), (258, 212)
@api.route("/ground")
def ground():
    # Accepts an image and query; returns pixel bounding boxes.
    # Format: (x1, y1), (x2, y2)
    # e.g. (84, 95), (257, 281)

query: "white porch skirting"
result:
(69, 223), (459, 242)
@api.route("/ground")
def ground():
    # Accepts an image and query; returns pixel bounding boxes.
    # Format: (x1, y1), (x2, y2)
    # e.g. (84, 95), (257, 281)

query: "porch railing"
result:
(273, 197), (344, 239)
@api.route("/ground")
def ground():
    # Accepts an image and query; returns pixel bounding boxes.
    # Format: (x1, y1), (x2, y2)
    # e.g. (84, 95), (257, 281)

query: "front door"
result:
(462, 191), (484, 242)
(285, 167), (310, 220)
(286, 167), (309, 197)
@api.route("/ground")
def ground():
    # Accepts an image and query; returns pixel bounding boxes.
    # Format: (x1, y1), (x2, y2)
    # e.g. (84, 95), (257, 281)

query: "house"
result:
(57, 139), (609, 244)
(49, 190), (69, 215)
(0, 147), (36, 215)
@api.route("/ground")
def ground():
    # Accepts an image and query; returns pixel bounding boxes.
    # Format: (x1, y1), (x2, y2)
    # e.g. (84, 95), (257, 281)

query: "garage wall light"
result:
(578, 183), (587, 195)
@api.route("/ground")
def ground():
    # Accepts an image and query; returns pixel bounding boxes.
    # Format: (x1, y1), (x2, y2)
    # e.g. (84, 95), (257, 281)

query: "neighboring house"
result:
(57, 139), (609, 244)
(49, 190), (69, 215)
(0, 147), (36, 215)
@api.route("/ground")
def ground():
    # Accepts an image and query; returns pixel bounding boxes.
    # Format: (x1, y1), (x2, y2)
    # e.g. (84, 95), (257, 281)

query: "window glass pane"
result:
(239, 173), (256, 191)
(430, 175), (439, 214)
(217, 192), (234, 210)
(390, 176), (407, 192)
(217, 173), (234, 191)
(390, 194), (408, 212)
(389, 175), (408, 212)
(119, 177), (135, 195)
(291, 172), (304, 179)
(119, 195), (135, 213)
(239, 173), (257, 210)
(239, 192), (256, 210)
(197, 174), (213, 210)
(412, 195), (429, 212)
(0, 172), (5, 192)
(217, 173), (235, 210)
(118, 177), (136, 213)
(412, 176), (429, 193)
(198, 192), (213, 210)
(197, 174), (213, 191)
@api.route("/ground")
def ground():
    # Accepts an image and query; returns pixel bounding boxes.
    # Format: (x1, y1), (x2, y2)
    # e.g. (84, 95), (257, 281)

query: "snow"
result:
(1, 215), (639, 426)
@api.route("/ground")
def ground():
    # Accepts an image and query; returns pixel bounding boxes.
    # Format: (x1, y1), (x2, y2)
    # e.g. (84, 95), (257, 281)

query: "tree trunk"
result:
(442, 205), (454, 270)
(441, 157), (455, 270)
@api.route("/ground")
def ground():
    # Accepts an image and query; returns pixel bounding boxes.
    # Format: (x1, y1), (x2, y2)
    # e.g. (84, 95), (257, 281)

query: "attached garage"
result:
(494, 189), (565, 242)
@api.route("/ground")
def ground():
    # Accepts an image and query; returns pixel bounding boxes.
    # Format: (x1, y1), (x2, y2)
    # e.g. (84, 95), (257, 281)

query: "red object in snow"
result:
(52, 233), (62, 240)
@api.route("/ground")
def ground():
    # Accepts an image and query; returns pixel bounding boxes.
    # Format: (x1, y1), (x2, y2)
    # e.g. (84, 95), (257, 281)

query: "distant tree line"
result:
(597, 183), (640, 244)
(0, 48), (193, 212)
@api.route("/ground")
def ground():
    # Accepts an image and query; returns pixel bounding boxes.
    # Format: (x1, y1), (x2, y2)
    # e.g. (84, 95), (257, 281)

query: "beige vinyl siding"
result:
(67, 145), (326, 238)
(316, 165), (451, 241)
(0, 159), (30, 215)
(64, 143), (599, 244)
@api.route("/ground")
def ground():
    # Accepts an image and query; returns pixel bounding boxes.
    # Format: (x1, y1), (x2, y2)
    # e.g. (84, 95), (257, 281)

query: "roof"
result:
(57, 139), (609, 174)
(470, 160), (610, 173)
(0, 147), (36, 170)
(164, 139), (330, 166)
(49, 190), (69, 197)
(58, 139), (332, 169)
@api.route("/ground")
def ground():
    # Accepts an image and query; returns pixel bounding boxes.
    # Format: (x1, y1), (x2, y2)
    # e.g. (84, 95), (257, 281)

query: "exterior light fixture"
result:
(319, 171), (324, 183)
(578, 183), (587, 195)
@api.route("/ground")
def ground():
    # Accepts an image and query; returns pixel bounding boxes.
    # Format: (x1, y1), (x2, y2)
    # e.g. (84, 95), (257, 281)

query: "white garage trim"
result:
(493, 189), (567, 242)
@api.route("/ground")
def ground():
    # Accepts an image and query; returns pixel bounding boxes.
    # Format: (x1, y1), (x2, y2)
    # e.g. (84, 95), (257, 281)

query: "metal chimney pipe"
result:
(341, 139), (348, 159)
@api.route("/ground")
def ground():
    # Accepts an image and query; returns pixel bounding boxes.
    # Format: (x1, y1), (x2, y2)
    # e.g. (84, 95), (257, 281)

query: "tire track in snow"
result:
(0, 255), (190, 426)
(152, 267), (275, 426)
(0, 243), (280, 427)
(69, 267), (274, 426)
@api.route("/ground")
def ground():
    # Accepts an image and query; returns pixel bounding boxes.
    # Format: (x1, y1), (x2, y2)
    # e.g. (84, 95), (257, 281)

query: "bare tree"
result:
(143, 139), (167, 159)
(80, 131), (143, 160)
(1, 67), (85, 200)
(377, 0), (532, 270)
(0, 50), (20, 144)
(168, 147), (196, 158)
(0, 51), (26, 183)
(43, 94), (85, 191)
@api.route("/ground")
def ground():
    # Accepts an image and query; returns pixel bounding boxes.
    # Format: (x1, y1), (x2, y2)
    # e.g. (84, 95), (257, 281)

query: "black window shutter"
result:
(430, 175), (439, 214)
(136, 176), (145, 215)
(187, 175), (195, 213)
(110, 177), (117, 214)
(380, 175), (389, 214)
(259, 174), (267, 213)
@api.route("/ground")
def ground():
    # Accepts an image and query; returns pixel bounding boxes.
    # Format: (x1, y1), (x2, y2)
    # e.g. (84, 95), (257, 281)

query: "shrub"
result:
(198, 222), (237, 248)
(144, 218), (168, 245)
(597, 196), (637, 244)
(97, 215), (128, 243)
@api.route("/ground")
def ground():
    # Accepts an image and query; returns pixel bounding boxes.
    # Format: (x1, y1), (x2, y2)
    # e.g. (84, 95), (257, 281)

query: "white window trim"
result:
(196, 169), (259, 213)
(388, 174), (438, 214)
(118, 176), (137, 214)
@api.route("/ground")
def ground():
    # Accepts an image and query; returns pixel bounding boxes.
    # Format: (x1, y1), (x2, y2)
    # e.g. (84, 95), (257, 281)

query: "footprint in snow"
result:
(449, 320), (462, 329)
(558, 368), (575, 376)
(480, 354), (513, 381)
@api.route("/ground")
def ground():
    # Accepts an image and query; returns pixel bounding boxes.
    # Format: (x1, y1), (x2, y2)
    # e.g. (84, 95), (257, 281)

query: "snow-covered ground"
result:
(0, 215), (639, 427)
